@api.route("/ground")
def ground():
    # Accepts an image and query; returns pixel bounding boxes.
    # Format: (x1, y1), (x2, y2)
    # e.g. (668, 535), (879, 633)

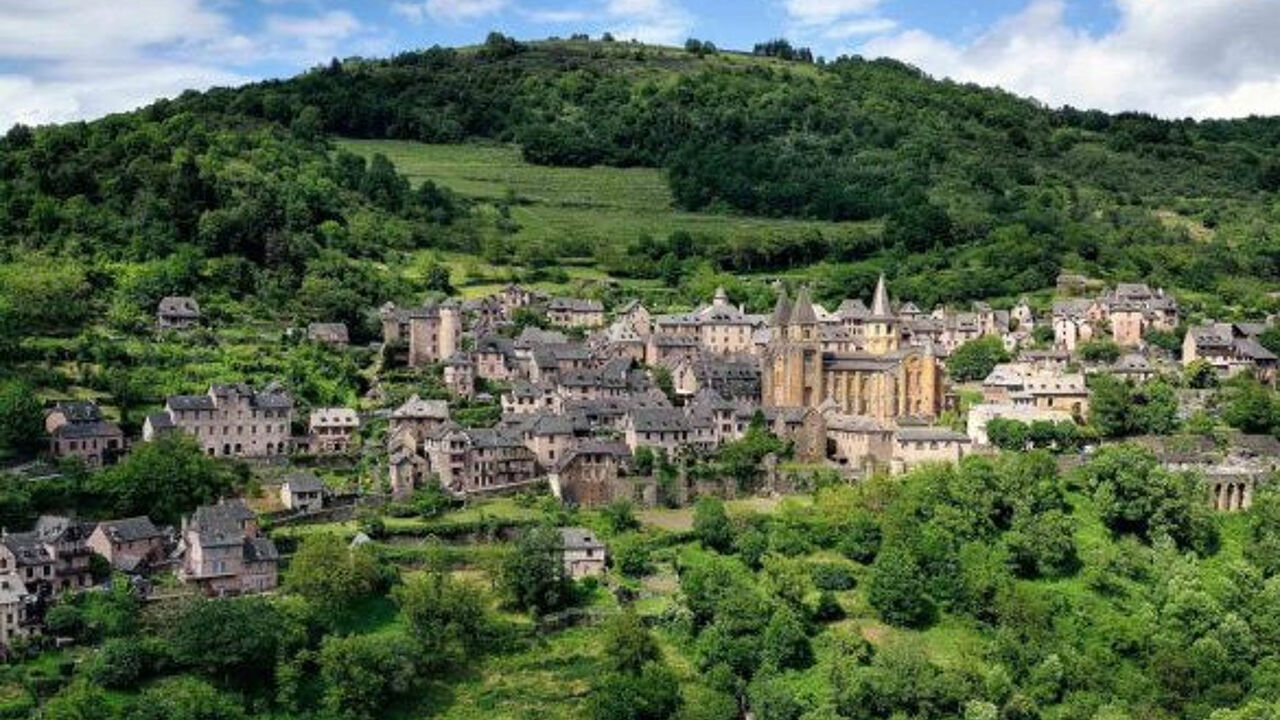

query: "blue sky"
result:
(2, 0), (1279, 129)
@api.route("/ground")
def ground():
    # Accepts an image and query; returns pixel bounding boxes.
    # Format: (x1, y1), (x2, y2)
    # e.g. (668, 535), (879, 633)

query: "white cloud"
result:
(860, 0), (1280, 118)
(0, 1), (378, 130)
(823, 17), (896, 40)
(393, 0), (509, 22)
(783, 0), (881, 26)
(602, 0), (694, 45)
(521, 8), (593, 23)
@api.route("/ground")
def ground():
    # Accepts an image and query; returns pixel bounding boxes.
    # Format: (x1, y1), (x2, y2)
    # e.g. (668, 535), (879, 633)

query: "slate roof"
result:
(95, 516), (162, 544)
(895, 426), (971, 443)
(628, 408), (691, 432)
(282, 472), (324, 494)
(560, 527), (605, 550)
(52, 420), (121, 439)
(157, 296), (200, 318)
(51, 401), (102, 423)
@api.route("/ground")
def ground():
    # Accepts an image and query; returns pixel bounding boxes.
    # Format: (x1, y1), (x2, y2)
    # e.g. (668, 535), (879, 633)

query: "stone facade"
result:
(761, 280), (943, 423)
(144, 383), (293, 458)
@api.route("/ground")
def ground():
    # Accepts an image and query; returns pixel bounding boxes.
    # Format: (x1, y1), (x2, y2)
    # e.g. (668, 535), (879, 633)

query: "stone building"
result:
(1183, 322), (1278, 384)
(280, 472), (325, 512)
(761, 279), (944, 423)
(306, 322), (349, 347)
(45, 401), (125, 468)
(307, 407), (359, 454)
(443, 353), (476, 398)
(559, 527), (606, 578)
(87, 517), (166, 574)
(379, 300), (461, 367)
(550, 441), (633, 508)
(653, 288), (764, 356)
(144, 383), (293, 458)
(547, 298), (605, 328)
(157, 296), (200, 330)
(0, 516), (95, 596)
(178, 499), (278, 596)
(418, 427), (540, 497)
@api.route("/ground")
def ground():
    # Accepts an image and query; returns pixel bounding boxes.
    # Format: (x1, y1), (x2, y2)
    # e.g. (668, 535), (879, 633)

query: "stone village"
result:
(8, 272), (1280, 649)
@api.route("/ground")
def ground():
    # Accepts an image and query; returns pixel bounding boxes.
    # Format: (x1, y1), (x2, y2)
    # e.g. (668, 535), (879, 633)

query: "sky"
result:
(2, 0), (1280, 130)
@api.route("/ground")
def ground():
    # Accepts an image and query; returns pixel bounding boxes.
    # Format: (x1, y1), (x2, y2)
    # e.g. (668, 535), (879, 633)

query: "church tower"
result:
(763, 284), (824, 408)
(864, 274), (900, 355)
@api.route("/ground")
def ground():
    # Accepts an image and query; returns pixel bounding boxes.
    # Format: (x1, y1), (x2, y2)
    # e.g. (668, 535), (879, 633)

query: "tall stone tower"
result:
(763, 285), (824, 408)
(864, 274), (900, 355)
(438, 299), (460, 360)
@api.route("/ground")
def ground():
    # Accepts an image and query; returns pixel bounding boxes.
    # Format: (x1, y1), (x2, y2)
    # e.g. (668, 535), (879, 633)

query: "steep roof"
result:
(789, 286), (818, 324)
(770, 286), (791, 326)
(870, 274), (892, 318)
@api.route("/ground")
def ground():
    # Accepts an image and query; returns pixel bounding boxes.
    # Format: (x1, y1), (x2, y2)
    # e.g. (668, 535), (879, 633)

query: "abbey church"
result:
(761, 276), (945, 423)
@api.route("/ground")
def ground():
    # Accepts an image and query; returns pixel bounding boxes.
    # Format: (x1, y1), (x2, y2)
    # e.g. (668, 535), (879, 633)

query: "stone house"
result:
(823, 412), (894, 473)
(379, 300), (461, 367)
(502, 381), (560, 415)
(179, 499), (278, 596)
(307, 322), (349, 347)
(280, 472), (325, 513)
(422, 427), (540, 497)
(653, 288), (763, 356)
(550, 441), (633, 508)
(623, 408), (698, 455)
(891, 426), (972, 472)
(0, 516), (94, 596)
(1183, 322), (1278, 384)
(308, 407), (360, 454)
(474, 336), (517, 381)
(87, 517), (166, 574)
(547, 298), (605, 328)
(0, 574), (33, 648)
(157, 296), (201, 330)
(559, 528), (606, 579)
(615, 300), (653, 337)
(45, 401), (125, 468)
(144, 383), (293, 458)
(982, 364), (1088, 418)
(388, 395), (451, 439)
(443, 353), (475, 398)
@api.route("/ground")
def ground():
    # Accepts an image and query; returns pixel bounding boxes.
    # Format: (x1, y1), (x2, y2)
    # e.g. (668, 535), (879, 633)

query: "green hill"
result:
(3, 34), (1280, 366)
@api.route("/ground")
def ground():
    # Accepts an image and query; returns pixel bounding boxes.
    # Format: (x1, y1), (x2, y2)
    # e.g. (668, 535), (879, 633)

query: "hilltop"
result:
(3, 34), (1280, 367)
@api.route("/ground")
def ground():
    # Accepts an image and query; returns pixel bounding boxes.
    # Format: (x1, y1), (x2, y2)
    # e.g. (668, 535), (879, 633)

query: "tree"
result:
(0, 380), (43, 456)
(394, 568), (490, 667)
(612, 534), (652, 577)
(287, 533), (389, 623)
(1080, 444), (1217, 553)
(1079, 339), (1122, 363)
(868, 545), (935, 628)
(166, 597), (284, 690)
(37, 681), (113, 720)
(319, 633), (419, 720)
(499, 525), (572, 615)
(602, 499), (641, 534)
(130, 676), (247, 720)
(92, 433), (239, 525)
(761, 604), (812, 670)
(946, 336), (1009, 382)
(602, 609), (661, 674)
(588, 662), (682, 720)
(693, 497), (734, 553)
(1220, 378), (1277, 435)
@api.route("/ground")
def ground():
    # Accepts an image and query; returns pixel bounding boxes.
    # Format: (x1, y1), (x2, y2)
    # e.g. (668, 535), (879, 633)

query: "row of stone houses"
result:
(1051, 282), (1180, 352)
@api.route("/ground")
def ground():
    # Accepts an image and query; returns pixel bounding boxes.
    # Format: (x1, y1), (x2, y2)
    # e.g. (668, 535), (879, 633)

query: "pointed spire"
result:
(871, 273), (891, 317)
(771, 283), (791, 326)
(790, 285), (818, 324)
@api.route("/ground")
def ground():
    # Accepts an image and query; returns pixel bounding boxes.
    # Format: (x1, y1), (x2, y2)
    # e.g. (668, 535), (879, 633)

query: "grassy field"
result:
(338, 139), (875, 297)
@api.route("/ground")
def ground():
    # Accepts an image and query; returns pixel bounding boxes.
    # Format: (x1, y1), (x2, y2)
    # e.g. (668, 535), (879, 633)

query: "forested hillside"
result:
(4, 34), (1280, 371)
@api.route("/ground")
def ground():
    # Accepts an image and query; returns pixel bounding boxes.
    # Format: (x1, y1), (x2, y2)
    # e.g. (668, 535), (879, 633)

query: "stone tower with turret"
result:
(864, 274), (900, 355)
(763, 285), (824, 408)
